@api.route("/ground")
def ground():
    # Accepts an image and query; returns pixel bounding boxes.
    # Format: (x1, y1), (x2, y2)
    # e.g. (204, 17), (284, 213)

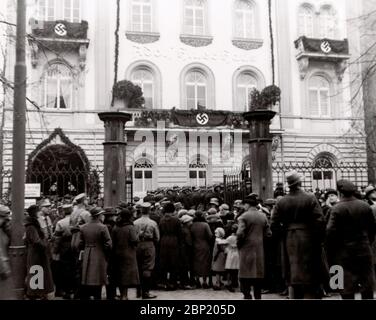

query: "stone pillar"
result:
(243, 110), (276, 201)
(98, 112), (132, 208)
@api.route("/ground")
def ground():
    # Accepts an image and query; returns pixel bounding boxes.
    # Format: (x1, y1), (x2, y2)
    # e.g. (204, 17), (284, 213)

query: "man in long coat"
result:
(134, 202), (160, 299)
(271, 171), (325, 299)
(237, 194), (271, 299)
(327, 180), (376, 299)
(159, 202), (183, 290)
(77, 207), (112, 300)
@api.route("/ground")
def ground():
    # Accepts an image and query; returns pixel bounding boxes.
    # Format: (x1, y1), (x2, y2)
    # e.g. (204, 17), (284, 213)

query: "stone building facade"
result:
(0, 0), (369, 199)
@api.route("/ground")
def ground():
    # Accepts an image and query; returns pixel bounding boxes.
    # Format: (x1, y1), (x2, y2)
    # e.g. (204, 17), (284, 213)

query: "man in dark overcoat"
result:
(271, 171), (325, 299)
(327, 180), (376, 299)
(159, 202), (183, 290)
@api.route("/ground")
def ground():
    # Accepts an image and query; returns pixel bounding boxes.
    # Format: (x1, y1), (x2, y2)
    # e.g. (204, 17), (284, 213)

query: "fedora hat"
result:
(324, 189), (338, 200)
(286, 171), (301, 187)
(209, 198), (220, 206)
(180, 215), (193, 225)
(337, 180), (356, 194)
(90, 207), (105, 217)
(39, 198), (52, 207)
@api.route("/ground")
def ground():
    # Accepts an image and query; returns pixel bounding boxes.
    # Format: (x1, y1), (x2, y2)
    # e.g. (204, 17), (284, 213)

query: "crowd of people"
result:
(0, 172), (376, 300)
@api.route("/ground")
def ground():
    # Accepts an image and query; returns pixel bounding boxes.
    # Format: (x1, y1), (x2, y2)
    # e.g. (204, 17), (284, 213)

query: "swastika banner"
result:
(171, 109), (231, 127)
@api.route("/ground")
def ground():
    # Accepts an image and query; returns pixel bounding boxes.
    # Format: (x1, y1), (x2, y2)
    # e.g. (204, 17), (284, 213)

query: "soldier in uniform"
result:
(134, 202), (160, 299)
(71, 193), (91, 226)
(53, 204), (76, 299)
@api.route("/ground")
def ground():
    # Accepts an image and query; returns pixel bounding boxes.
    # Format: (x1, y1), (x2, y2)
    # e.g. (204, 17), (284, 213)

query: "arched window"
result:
(312, 152), (336, 190)
(298, 4), (314, 37)
(42, 63), (74, 109)
(134, 158), (153, 193)
(38, 0), (56, 21)
(189, 155), (207, 187)
(185, 70), (207, 109)
(308, 75), (330, 117)
(234, 0), (255, 39)
(319, 5), (336, 39)
(183, 0), (206, 35)
(236, 72), (257, 111)
(131, 68), (154, 108)
(131, 0), (152, 32)
(63, 0), (81, 23)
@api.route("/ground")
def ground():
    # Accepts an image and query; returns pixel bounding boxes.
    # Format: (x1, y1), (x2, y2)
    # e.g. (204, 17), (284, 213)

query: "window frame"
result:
(234, 0), (256, 39)
(38, 0), (57, 21)
(319, 6), (336, 39)
(183, 0), (207, 36)
(42, 63), (74, 110)
(131, 0), (153, 33)
(133, 158), (154, 194)
(185, 70), (207, 109)
(131, 68), (155, 109)
(189, 156), (207, 187)
(298, 4), (314, 37)
(308, 75), (331, 118)
(236, 72), (258, 111)
(63, 0), (81, 23)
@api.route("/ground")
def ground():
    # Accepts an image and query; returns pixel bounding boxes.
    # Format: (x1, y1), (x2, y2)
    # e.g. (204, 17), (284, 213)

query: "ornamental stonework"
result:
(125, 31), (160, 44)
(232, 38), (264, 50)
(180, 35), (213, 47)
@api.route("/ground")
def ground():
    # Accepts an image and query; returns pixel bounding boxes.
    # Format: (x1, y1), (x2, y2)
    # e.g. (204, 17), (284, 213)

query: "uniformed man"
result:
(53, 204), (76, 299)
(38, 198), (54, 240)
(71, 193), (91, 226)
(134, 202), (160, 299)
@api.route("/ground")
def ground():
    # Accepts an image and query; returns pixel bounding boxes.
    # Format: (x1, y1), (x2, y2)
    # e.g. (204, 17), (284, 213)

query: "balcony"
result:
(28, 19), (90, 69)
(294, 36), (350, 81)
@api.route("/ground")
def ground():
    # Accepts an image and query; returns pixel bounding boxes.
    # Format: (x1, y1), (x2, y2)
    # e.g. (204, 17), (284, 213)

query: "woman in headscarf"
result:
(112, 208), (140, 300)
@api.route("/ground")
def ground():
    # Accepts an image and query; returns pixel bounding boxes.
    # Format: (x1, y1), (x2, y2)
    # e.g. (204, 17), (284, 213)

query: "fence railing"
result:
(0, 166), (133, 204)
(223, 161), (371, 203)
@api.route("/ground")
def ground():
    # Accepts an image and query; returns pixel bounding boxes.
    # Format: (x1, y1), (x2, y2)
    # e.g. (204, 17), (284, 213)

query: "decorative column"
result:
(98, 112), (132, 208)
(243, 109), (276, 201)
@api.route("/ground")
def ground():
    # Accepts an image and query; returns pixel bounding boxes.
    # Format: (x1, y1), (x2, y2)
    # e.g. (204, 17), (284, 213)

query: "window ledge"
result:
(125, 31), (160, 44)
(180, 34), (213, 47)
(232, 38), (263, 50)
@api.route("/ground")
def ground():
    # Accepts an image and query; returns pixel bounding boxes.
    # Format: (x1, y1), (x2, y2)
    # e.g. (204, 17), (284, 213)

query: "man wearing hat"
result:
(322, 189), (339, 222)
(71, 193), (91, 226)
(0, 205), (14, 300)
(233, 200), (244, 221)
(38, 198), (54, 241)
(327, 180), (376, 300)
(134, 202), (160, 299)
(271, 171), (325, 299)
(53, 204), (76, 299)
(236, 194), (271, 299)
(365, 185), (376, 207)
(209, 198), (220, 211)
(76, 207), (112, 300)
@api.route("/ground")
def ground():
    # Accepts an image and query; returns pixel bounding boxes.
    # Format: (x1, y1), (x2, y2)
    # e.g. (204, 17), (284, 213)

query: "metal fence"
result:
(223, 161), (371, 203)
(272, 161), (370, 192)
(223, 167), (252, 206)
(0, 166), (133, 204)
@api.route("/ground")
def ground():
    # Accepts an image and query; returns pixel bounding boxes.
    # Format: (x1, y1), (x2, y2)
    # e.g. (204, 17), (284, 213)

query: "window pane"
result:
(189, 171), (197, 179)
(197, 85), (206, 106)
(237, 87), (246, 111)
(309, 90), (319, 116)
(145, 171), (152, 179)
(59, 79), (71, 109)
(135, 171), (143, 179)
(320, 90), (329, 116)
(199, 171), (206, 179)
(46, 78), (57, 109)
(187, 85), (195, 101)
(313, 171), (322, 180)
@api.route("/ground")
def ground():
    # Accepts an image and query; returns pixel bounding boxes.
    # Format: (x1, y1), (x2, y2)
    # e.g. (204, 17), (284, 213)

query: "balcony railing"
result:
(294, 36), (350, 81)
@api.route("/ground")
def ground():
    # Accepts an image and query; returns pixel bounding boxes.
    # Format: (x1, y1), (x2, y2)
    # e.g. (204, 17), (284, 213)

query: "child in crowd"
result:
(211, 227), (227, 290)
(225, 224), (239, 292)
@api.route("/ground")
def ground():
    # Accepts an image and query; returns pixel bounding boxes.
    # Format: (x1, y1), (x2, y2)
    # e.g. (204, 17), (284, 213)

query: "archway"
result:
(26, 128), (92, 198)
